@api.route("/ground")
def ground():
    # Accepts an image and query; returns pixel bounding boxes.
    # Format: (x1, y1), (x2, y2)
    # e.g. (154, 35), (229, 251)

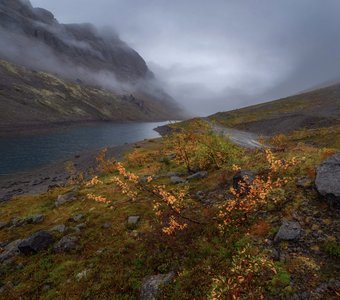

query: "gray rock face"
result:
(55, 191), (77, 207)
(274, 220), (301, 243)
(315, 153), (340, 209)
(140, 272), (175, 300)
(0, 239), (22, 262)
(54, 235), (78, 253)
(232, 170), (255, 193)
(18, 231), (54, 254)
(26, 214), (44, 224)
(187, 171), (208, 181)
(170, 176), (185, 184)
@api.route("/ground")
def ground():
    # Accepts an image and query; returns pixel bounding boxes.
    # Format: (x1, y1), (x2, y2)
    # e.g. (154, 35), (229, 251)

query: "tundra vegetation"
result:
(0, 119), (339, 299)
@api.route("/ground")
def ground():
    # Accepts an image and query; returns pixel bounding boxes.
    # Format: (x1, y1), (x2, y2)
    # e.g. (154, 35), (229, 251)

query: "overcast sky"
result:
(31, 0), (340, 116)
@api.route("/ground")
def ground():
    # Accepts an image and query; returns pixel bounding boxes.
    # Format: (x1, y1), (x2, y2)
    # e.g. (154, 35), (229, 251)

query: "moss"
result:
(322, 241), (340, 258)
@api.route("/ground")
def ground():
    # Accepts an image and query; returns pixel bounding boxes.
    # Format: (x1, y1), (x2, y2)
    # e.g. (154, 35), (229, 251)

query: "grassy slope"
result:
(209, 84), (340, 148)
(0, 124), (339, 298)
(0, 59), (181, 130)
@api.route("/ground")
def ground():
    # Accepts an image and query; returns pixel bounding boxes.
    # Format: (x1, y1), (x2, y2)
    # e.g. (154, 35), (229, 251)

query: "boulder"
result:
(187, 171), (208, 181)
(232, 170), (255, 193)
(69, 213), (84, 222)
(127, 216), (140, 226)
(274, 220), (301, 243)
(54, 235), (78, 253)
(55, 191), (77, 207)
(140, 272), (175, 300)
(315, 154), (340, 209)
(18, 231), (54, 254)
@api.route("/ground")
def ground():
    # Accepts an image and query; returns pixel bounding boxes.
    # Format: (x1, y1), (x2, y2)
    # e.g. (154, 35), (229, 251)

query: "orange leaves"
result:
(87, 193), (111, 204)
(219, 150), (295, 231)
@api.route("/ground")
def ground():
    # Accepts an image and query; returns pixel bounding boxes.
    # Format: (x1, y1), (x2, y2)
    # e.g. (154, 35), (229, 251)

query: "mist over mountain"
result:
(0, 0), (180, 104)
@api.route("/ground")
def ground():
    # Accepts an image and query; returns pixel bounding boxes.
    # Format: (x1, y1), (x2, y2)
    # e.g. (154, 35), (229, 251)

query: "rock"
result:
(18, 231), (54, 255)
(232, 170), (255, 193)
(170, 176), (185, 184)
(187, 171), (208, 181)
(101, 222), (112, 229)
(55, 191), (77, 207)
(69, 214), (84, 222)
(274, 220), (301, 243)
(10, 217), (26, 228)
(26, 214), (44, 224)
(49, 224), (66, 233)
(76, 269), (89, 281)
(127, 216), (140, 226)
(75, 223), (86, 231)
(0, 222), (7, 230)
(140, 272), (175, 300)
(54, 235), (78, 253)
(0, 239), (22, 262)
(297, 177), (313, 188)
(315, 153), (340, 209)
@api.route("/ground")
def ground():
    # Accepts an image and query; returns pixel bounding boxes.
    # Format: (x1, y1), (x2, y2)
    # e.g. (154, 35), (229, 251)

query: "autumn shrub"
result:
(209, 243), (276, 299)
(165, 119), (242, 172)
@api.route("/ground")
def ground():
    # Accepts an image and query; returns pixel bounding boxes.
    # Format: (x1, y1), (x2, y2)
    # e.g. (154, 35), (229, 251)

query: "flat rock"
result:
(26, 214), (45, 224)
(187, 171), (208, 181)
(140, 272), (175, 300)
(55, 191), (77, 207)
(315, 153), (340, 209)
(18, 231), (54, 255)
(54, 235), (78, 253)
(274, 220), (301, 243)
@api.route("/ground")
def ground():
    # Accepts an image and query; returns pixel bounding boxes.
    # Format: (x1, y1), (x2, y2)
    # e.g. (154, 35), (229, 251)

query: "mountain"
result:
(210, 83), (340, 136)
(0, 0), (183, 132)
(0, 59), (181, 134)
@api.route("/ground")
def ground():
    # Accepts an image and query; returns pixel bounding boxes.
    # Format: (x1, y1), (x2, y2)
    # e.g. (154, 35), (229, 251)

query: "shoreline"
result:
(0, 142), (136, 202)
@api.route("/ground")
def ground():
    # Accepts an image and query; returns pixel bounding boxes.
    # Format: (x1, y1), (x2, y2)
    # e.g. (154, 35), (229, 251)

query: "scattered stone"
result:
(160, 153), (176, 163)
(75, 223), (86, 231)
(233, 170), (255, 193)
(127, 216), (140, 226)
(170, 176), (185, 184)
(0, 239), (22, 262)
(101, 222), (112, 229)
(69, 214), (84, 222)
(26, 214), (44, 224)
(187, 171), (208, 181)
(0, 222), (7, 230)
(297, 177), (313, 188)
(54, 235), (78, 253)
(49, 224), (66, 233)
(140, 272), (175, 300)
(55, 191), (77, 207)
(315, 153), (340, 209)
(10, 217), (26, 228)
(76, 269), (89, 281)
(274, 220), (301, 243)
(18, 231), (54, 255)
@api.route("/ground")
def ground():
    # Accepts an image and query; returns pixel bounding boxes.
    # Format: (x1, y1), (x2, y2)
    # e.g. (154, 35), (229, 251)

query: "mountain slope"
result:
(210, 83), (340, 136)
(0, 59), (180, 133)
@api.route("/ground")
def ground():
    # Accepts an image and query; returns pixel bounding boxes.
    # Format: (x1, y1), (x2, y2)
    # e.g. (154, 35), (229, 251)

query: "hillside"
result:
(0, 59), (181, 133)
(210, 83), (340, 136)
(0, 119), (339, 299)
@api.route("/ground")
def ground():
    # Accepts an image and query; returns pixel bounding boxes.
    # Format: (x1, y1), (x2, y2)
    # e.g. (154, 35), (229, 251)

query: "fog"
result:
(20, 0), (340, 115)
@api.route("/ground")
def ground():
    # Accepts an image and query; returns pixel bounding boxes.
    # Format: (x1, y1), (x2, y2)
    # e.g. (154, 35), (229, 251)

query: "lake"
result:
(0, 121), (169, 176)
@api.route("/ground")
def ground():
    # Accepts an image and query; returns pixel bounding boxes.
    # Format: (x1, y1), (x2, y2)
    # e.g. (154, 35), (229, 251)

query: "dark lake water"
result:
(0, 121), (169, 176)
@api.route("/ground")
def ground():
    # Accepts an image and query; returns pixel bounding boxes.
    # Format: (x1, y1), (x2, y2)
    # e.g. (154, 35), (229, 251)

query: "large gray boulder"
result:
(0, 239), (22, 262)
(18, 231), (54, 255)
(55, 191), (77, 207)
(140, 272), (175, 300)
(54, 235), (78, 253)
(315, 153), (340, 209)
